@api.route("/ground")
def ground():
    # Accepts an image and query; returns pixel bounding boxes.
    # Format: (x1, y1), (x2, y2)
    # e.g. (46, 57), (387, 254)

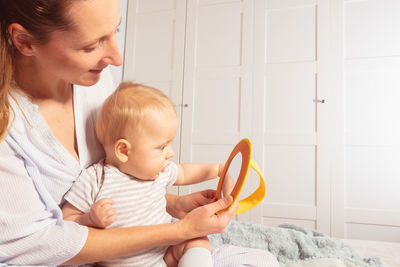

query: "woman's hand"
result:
(166, 190), (238, 239)
(67, 193), (237, 265)
(179, 195), (238, 238)
(166, 190), (216, 219)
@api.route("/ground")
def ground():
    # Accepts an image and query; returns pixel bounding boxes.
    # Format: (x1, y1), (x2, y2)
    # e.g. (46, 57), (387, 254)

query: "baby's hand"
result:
(89, 198), (116, 228)
(222, 172), (235, 197)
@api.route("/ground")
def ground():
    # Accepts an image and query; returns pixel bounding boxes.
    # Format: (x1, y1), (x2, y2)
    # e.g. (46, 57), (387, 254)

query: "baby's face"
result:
(124, 110), (178, 181)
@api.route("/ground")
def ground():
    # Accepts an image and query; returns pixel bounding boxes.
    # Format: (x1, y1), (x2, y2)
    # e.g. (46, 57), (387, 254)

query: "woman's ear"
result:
(114, 139), (131, 163)
(8, 23), (35, 56)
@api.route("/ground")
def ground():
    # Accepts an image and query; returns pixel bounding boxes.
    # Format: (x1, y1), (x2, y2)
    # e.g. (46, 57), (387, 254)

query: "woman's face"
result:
(32, 0), (123, 86)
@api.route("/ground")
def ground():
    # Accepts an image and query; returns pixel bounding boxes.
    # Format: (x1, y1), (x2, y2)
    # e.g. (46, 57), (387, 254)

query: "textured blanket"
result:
(209, 221), (384, 267)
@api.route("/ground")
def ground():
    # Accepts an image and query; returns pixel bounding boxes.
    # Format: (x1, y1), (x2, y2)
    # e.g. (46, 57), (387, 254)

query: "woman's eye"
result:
(83, 39), (105, 53)
(83, 47), (97, 53)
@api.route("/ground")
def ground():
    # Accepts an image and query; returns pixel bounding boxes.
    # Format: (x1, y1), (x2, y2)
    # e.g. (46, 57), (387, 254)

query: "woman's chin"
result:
(75, 73), (102, 87)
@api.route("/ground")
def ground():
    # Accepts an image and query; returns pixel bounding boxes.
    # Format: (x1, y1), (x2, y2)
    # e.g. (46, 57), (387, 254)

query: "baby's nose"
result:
(167, 149), (175, 159)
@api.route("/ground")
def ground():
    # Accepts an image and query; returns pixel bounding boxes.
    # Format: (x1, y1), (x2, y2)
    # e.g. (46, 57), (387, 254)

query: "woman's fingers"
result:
(221, 197), (238, 217)
(210, 196), (238, 232)
(210, 195), (234, 214)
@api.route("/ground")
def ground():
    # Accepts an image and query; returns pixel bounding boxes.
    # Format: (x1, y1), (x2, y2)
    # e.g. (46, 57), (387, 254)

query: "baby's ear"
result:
(114, 139), (131, 163)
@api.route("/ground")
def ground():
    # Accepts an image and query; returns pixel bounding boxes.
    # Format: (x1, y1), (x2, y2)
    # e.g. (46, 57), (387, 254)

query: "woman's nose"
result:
(103, 35), (123, 66)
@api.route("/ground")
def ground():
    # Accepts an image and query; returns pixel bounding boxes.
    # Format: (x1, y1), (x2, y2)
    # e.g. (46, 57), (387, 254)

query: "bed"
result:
(209, 220), (400, 267)
(344, 239), (400, 267)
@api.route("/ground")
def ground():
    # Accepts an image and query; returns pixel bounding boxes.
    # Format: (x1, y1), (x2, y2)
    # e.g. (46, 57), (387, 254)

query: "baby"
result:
(62, 82), (233, 267)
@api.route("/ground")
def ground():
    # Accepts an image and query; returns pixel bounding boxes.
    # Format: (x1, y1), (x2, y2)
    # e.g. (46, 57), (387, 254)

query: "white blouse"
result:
(0, 69), (114, 266)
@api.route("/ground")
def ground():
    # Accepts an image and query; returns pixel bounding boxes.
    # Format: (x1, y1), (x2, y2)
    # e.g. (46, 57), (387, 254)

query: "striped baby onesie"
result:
(63, 160), (178, 267)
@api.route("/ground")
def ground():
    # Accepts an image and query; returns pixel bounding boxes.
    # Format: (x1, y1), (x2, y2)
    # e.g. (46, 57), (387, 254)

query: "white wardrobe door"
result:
(110, 0), (128, 87)
(331, 0), (400, 242)
(123, 0), (187, 169)
(179, 0), (254, 217)
(253, 0), (331, 231)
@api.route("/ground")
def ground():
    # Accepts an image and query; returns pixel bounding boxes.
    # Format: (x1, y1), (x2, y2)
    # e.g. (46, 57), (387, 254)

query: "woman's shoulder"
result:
(7, 89), (40, 135)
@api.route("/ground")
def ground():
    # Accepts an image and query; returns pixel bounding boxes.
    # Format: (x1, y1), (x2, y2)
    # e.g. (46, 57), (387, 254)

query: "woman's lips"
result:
(89, 69), (103, 74)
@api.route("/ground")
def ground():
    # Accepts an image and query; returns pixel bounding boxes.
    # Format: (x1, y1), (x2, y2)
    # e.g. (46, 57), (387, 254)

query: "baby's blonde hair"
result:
(96, 82), (176, 146)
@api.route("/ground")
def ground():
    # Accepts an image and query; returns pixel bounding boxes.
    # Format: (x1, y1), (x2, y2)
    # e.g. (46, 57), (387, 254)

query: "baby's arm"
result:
(174, 163), (221, 186)
(174, 163), (235, 196)
(222, 171), (235, 196)
(62, 198), (116, 229)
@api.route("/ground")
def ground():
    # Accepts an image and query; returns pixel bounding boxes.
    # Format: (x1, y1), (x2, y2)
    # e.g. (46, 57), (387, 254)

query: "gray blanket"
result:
(209, 221), (384, 267)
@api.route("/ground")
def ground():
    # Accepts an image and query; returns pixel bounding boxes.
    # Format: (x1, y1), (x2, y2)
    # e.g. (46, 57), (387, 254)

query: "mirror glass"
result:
(221, 152), (242, 197)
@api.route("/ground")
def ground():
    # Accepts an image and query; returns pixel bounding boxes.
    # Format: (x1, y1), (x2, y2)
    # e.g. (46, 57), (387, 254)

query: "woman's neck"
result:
(13, 53), (73, 104)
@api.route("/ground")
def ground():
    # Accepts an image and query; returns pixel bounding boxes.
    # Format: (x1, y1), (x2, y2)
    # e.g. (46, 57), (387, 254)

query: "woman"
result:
(0, 0), (237, 265)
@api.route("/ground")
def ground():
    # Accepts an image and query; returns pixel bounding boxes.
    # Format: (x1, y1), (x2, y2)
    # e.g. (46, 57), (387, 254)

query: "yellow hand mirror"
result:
(216, 138), (266, 215)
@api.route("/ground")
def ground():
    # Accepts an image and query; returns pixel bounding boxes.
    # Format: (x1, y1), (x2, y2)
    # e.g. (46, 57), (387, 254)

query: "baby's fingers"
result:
(104, 214), (117, 226)
(94, 198), (115, 207)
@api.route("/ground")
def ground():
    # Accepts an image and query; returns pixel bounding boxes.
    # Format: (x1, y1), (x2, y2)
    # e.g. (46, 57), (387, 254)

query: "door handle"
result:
(174, 104), (189, 107)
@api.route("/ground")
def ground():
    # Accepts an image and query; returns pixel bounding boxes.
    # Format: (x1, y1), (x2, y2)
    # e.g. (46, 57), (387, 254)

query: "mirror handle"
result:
(235, 158), (266, 215)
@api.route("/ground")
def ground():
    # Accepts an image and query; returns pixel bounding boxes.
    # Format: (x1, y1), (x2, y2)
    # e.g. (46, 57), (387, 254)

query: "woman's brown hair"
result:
(0, 0), (76, 141)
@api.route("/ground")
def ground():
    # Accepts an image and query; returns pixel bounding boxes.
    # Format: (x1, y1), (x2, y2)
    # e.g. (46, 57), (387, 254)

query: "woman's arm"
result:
(0, 141), (236, 266)
(63, 195), (236, 265)
(0, 142), (89, 266)
(62, 199), (116, 229)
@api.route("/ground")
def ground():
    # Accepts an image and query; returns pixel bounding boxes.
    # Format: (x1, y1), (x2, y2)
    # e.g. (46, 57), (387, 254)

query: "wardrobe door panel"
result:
(123, 0), (187, 195)
(197, 4), (242, 67)
(345, 0), (400, 58)
(265, 146), (315, 206)
(265, 66), (316, 133)
(180, 0), (254, 222)
(133, 13), (176, 73)
(253, 0), (326, 228)
(193, 79), (240, 134)
(331, 0), (400, 241)
(137, 0), (176, 12)
(267, 5), (316, 62)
